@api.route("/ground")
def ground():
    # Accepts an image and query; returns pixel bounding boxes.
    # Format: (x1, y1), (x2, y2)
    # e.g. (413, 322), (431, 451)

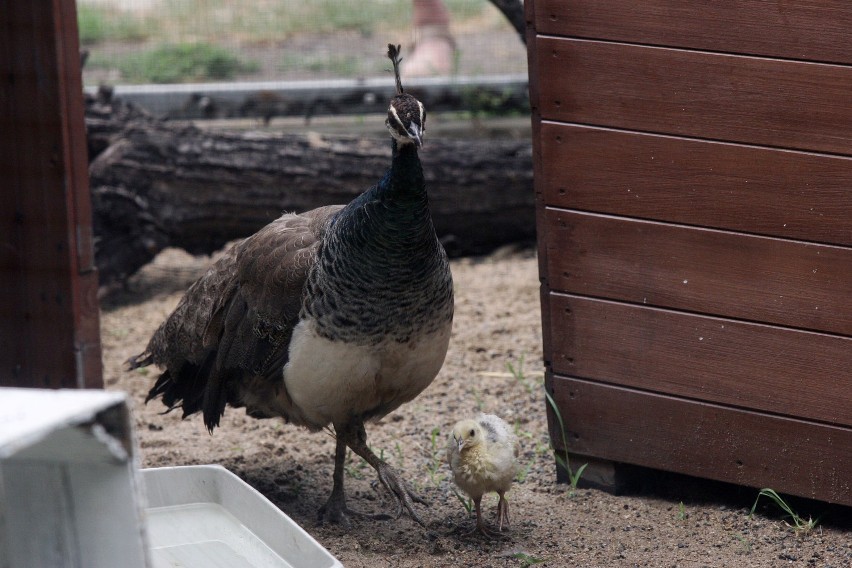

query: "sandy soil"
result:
(101, 248), (851, 568)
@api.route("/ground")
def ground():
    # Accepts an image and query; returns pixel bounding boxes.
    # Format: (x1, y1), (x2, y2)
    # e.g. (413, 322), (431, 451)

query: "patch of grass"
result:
(445, 0), (490, 21)
(77, 5), (149, 45)
(160, 0), (488, 42)
(507, 354), (535, 395)
(732, 531), (752, 555)
(471, 388), (485, 412)
(462, 86), (529, 117)
(506, 353), (544, 396)
(394, 441), (405, 468)
(157, 0), (402, 43)
(451, 487), (473, 514)
(511, 425), (541, 484)
(344, 449), (369, 480)
(80, 0), (491, 49)
(676, 501), (687, 521)
(78, 0), (499, 84)
(545, 390), (588, 492)
(426, 426), (445, 485)
(749, 488), (821, 535)
(114, 43), (258, 83)
(515, 457), (534, 484)
(513, 552), (546, 567)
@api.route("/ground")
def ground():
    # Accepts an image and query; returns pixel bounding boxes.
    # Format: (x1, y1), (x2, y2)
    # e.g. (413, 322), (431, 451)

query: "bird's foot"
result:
(317, 494), (367, 527)
(372, 463), (429, 526)
(339, 420), (428, 525)
(463, 522), (508, 540)
(458, 498), (509, 540)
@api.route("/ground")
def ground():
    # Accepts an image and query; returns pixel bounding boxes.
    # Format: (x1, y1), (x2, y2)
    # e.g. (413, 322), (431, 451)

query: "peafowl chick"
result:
(447, 413), (519, 536)
(127, 44), (453, 526)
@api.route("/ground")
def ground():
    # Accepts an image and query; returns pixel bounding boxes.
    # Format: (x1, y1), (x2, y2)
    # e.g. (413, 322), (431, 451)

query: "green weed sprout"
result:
(545, 390), (587, 491)
(749, 488), (820, 535)
(426, 427), (445, 485)
(451, 487), (473, 514)
(513, 552), (546, 567)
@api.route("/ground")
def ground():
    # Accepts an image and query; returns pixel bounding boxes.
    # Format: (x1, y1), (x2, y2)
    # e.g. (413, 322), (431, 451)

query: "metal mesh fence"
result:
(77, 0), (527, 86)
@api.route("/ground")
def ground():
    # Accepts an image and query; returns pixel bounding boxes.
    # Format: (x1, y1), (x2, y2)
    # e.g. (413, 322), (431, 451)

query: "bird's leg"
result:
(318, 432), (364, 525)
(463, 495), (503, 538)
(466, 496), (493, 537)
(496, 491), (510, 531)
(473, 496), (485, 533)
(341, 419), (428, 526)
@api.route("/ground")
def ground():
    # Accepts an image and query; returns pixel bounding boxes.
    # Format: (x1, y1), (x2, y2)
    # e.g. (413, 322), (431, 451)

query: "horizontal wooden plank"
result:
(535, 0), (852, 65)
(547, 374), (852, 507)
(539, 123), (852, 246)
(544, 209), (852, 336)
(547, 294), (852, 426)
(536, 37), (852, 155)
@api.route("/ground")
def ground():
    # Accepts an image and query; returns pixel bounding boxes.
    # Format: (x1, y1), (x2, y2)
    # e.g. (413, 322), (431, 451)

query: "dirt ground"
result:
(100, 248), (851, 568)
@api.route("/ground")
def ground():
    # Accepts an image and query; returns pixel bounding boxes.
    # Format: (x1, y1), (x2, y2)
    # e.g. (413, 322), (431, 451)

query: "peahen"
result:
(128, 44), (454, 525)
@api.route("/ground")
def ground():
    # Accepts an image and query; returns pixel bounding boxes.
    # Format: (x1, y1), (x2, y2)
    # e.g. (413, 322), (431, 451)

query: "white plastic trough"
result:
(0, 388), (341, 568)
(142, 465), (343, 568)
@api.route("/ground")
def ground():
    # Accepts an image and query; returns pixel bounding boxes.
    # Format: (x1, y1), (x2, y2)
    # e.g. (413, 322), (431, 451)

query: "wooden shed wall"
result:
(528, 0), (851, 505)
(0, 1), (102, 388)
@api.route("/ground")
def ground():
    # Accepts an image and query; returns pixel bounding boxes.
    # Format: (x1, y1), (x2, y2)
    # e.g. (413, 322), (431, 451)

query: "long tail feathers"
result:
(142, 355), (228, 433)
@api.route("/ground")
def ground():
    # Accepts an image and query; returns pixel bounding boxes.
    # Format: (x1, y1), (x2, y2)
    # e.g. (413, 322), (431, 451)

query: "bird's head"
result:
(451, 419), (483, 453)
(385, 44), (426, 148)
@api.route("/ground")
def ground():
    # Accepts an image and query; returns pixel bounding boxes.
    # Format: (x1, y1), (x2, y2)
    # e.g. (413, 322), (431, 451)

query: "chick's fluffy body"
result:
(447, 414), (519, 502)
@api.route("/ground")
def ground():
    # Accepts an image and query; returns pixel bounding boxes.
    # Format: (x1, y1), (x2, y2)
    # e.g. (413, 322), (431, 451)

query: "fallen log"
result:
(86, 93), (535, 288)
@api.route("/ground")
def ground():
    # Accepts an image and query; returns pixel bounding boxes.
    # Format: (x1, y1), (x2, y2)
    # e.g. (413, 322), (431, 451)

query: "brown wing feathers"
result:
(130, 205), (342, 431)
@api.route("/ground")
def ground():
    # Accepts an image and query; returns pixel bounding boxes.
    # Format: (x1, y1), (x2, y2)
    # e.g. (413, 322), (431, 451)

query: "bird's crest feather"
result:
(387, 43), (404, 95)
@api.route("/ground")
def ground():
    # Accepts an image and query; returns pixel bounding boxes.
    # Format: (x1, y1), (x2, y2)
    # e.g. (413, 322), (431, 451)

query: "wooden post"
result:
(0, 0), (102, 388)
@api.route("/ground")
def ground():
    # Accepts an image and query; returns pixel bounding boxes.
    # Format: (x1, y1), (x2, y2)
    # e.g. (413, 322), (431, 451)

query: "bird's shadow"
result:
(227, 460), (328, 522)
(226, 460), (402, 531)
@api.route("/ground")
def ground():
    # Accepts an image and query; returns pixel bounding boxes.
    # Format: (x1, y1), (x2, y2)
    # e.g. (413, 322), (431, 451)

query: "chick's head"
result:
(451, 419), (483, 453)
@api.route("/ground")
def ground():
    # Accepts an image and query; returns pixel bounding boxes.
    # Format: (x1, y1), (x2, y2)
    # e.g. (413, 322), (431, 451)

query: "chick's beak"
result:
(455, 435), (464, 452)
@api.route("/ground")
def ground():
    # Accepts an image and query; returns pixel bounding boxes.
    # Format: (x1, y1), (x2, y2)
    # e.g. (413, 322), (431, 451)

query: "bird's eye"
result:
(469, 429), (475, 437)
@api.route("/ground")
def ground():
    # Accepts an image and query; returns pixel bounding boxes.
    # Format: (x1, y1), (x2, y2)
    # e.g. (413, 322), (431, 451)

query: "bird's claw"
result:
(466, 523), (508, 540)
(374, 464), (428, 526)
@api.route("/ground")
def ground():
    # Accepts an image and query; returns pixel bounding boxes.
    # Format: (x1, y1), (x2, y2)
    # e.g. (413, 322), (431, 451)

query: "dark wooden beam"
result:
(0, 0), (102, 388)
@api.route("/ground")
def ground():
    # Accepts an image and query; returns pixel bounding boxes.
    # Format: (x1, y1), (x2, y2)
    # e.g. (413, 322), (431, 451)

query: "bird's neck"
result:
(376, 139), (425, 201)
(303, 135), (451, 343)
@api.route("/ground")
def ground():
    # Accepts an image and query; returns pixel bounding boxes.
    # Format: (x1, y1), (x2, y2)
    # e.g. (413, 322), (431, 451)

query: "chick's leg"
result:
(341, 419), (428, 526)
(318, 433), (363, 525)
(496, 490), (510, 531)
(473, 496), (485, 532)
(466, 495), (493, 537)
(462, 495), (502, 538)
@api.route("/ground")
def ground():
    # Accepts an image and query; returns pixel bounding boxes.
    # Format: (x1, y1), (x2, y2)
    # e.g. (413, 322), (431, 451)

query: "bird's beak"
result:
(455, 435), (464, 452)
(408, 124), (423, 148)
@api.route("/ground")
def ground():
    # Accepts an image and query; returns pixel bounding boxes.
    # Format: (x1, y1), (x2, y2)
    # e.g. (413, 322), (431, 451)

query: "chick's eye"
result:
(469, 429), (475, 437)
